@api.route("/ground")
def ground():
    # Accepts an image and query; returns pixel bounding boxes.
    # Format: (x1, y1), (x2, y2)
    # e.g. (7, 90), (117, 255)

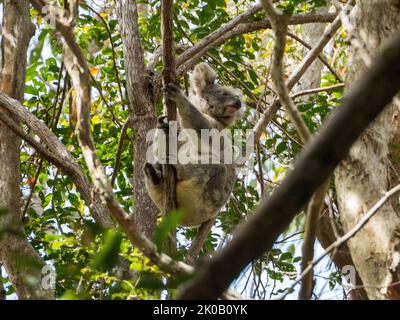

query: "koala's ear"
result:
(191, 63), (217, 94)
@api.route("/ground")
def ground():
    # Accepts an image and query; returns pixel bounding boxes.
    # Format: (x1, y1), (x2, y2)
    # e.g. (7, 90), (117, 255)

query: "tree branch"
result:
(249, 4), (355, 297)
(153, 12), (336, 91)
(290, 83), (344, 100)
(262, 0), (310, 142)
(298, 180), (328, 299)
(187, 218), (216, 264)
(116, 0), (158, 237)
(208, 4), (350, 299)
(262, 0), (323, 299)
(175, 4), (262, 73)
(0, 92), (113, 227)
(176, 11), (337, 79)
(253, 0), (354, 142)
(282, 183), (400, 299)
(161, 0), (178, 254)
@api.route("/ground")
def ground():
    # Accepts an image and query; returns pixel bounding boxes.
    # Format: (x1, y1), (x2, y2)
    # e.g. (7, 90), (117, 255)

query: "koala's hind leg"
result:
(143, 162), (165, 210)
(144, 163), (163, 186)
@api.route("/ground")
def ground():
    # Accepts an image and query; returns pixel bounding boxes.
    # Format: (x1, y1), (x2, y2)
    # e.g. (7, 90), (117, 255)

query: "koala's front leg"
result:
(164, 83), (211, 133)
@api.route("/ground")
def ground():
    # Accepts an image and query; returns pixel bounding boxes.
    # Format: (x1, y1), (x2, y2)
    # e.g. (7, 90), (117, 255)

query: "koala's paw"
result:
(163, 83), (182, 101)
(157, 115), (169, 132)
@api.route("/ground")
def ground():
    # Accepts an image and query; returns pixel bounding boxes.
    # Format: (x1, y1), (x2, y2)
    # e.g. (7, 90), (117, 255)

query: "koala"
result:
(143, 63), (244, 227)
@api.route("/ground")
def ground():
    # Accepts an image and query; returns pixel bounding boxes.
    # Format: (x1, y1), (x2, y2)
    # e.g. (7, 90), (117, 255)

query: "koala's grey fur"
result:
(144, 63), (244, 226)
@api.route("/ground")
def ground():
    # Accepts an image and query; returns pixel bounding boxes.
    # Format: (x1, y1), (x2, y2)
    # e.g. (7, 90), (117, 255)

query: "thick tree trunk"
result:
(0, 0), (53, 299)
(116, 0), (158, 237)
(334, 0), (400, 299)
(295, 6), (367, 300)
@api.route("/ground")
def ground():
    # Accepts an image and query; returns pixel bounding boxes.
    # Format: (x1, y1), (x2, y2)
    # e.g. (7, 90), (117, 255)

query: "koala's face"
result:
(200, 84), (243, 127)
(190, 63), (244, 127)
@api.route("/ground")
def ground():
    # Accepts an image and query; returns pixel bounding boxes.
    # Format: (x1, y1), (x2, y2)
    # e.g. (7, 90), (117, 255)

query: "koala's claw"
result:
(158, 115), (168, 124)
(163, 83), (181, 99)
(157, 115), (169, 131)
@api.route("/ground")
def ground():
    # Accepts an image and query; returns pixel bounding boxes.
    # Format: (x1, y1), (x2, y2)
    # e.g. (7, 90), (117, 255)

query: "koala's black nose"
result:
(233, 99), (242, 109)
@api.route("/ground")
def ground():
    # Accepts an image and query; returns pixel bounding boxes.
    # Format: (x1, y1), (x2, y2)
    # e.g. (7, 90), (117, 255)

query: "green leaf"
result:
(25, 85), (39, 96)
(280, 252), (293, 261)
(153, 210), (185, 252)
(248, 69), (259, 85)
(276, 141), (287, 154)
(91, 230), (123, 271)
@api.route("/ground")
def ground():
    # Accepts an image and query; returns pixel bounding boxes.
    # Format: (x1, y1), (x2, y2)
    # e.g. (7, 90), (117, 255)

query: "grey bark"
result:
(116, 0), (158, 237)
(296, 5), (367, 300)
(334, 0), (400, 299)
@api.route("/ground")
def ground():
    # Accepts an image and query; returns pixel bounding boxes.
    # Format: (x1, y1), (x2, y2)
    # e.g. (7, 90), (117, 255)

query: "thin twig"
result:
(84, 3), (125, 102)
(111, 116), (131, 186)
(287, 32), (344, 83)
(290, 83), (344, 100)
(89, 72), (122, 128)
(262, 0), (310, 143)
(187, 218), (216, 264)
(256, 142), (265, 197)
